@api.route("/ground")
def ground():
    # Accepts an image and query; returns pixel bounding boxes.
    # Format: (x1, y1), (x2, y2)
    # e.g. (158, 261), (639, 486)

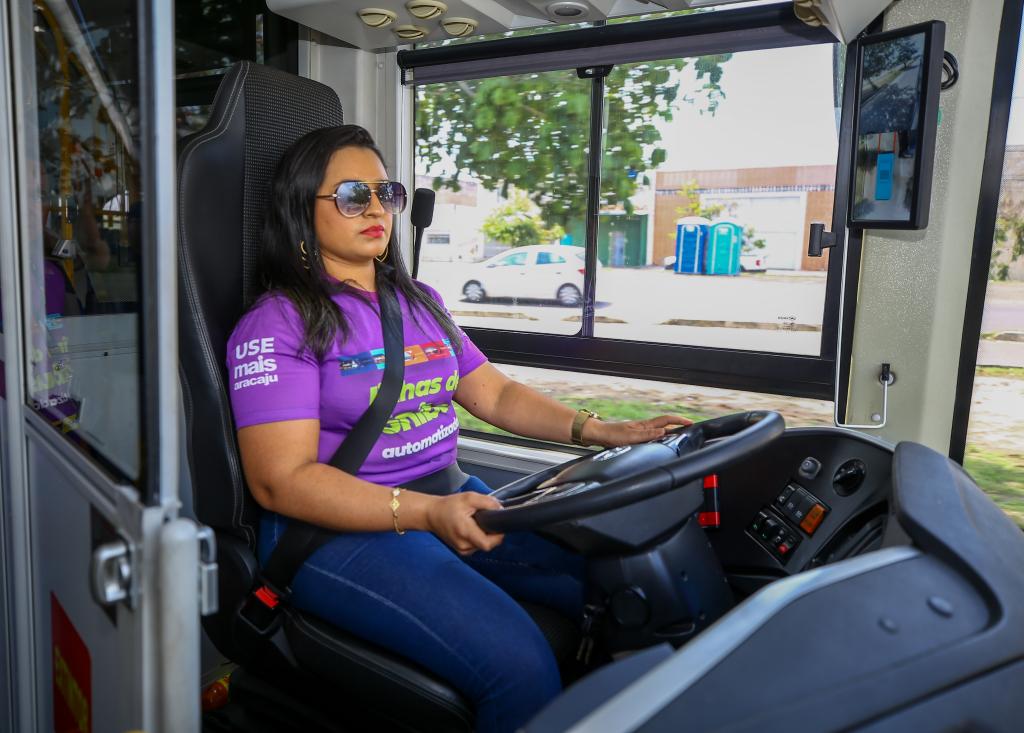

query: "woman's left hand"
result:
(581, 414), (694, 448)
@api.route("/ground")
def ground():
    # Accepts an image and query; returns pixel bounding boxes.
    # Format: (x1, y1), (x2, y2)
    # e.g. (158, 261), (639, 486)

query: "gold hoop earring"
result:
(375, 241), (389, 264)
(299, 240), (310, 270)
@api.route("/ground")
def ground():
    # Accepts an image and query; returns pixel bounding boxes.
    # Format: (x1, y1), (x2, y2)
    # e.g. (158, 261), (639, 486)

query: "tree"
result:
(991, 213), (1024, 281)
(743, 226), (767, 254)
(416, 54), (732, 228)
(481, 194), (565, 248)
(672, 180), (726, 221)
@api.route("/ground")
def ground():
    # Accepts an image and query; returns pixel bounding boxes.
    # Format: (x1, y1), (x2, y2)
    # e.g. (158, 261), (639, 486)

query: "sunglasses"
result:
(315, 180), (408, 218)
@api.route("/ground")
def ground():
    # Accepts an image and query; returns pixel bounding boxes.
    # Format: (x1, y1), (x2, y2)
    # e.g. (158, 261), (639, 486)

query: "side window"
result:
(416, 68), (591, 336)
(494, 252), (529, 267)
(19, 0), (144, 479)
(595, 45), (841, 356)
(962, 15), (1024, 528)
(537, 252), (567, 265)
(409, 13), (849, 398)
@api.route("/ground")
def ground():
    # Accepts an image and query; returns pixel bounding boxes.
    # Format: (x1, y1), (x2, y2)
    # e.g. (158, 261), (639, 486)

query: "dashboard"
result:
(709, 428), (895, 594)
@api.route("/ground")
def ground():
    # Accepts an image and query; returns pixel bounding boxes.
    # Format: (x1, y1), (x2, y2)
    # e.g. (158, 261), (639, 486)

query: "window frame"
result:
(403, 4), (861, 401)
(948, 0), (1024, 462)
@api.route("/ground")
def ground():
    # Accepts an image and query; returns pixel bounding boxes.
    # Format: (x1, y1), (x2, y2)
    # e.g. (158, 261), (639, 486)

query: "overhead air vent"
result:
(442, 17), (478, 37)
(394, 24), (429, 40)
(407, 0), (448, 20)
(357, 7), (398, 28)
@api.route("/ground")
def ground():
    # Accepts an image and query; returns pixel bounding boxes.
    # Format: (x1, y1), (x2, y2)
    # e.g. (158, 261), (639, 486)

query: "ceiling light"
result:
(407, 0), (448, 20)
(441, 17), (478, 37)
(358, 7), (398, 28)
(393, 24), (429, 40)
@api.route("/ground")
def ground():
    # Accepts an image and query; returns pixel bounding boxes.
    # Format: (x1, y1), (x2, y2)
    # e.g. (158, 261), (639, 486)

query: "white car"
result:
(740, 252), (768, 272)
(461, 245), (593, 306)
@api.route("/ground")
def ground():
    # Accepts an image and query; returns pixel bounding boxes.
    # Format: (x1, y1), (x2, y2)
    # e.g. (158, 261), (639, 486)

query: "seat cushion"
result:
(284, 610), (474, 732)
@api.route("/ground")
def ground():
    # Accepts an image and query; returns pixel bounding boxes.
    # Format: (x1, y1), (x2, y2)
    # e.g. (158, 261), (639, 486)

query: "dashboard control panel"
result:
(748, 484), (831, 564)
(748, 509), (801, 562)
(775, 483), (829, 535)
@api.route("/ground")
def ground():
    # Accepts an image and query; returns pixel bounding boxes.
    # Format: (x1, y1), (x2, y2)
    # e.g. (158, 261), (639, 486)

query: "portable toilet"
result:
(706, 220), (744, 275)
(674, 217), (710, 274)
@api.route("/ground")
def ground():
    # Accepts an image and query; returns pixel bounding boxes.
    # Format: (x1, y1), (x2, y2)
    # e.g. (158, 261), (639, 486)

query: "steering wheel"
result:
(475, 411), (784, 534)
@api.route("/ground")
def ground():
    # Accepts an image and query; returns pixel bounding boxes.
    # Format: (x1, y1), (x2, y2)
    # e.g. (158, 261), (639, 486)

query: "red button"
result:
(778, 543), (790, 554)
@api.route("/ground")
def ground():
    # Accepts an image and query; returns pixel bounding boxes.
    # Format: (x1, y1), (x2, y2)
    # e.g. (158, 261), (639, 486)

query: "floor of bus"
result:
(200, 666), (382, 733)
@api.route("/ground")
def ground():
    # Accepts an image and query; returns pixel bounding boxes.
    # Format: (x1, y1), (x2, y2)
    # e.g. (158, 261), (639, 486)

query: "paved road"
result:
(424, 262), (828, 356)
(420, 261), (1024, 366)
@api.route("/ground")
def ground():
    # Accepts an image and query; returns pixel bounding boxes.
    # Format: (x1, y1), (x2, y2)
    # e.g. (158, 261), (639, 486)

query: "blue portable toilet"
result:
(674, 217), (710, 274)
(706, 220), (744, 275)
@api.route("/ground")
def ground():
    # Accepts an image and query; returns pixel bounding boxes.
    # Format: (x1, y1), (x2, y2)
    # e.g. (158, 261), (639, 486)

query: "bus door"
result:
(0, 2), (212, 732)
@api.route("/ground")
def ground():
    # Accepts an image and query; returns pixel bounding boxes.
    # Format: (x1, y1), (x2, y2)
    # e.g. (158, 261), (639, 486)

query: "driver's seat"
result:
(177, 61), (479, 731)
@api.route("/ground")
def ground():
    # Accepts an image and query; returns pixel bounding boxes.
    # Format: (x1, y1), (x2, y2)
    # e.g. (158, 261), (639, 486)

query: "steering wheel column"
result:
(476, 411), (785, 653)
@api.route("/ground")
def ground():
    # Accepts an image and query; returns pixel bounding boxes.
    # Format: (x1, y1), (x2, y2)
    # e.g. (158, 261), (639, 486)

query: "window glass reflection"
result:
(21, 0), (142, 479)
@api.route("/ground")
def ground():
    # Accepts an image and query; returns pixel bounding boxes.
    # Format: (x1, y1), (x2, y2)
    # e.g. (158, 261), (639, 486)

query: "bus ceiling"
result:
(266, 0), (897, 50)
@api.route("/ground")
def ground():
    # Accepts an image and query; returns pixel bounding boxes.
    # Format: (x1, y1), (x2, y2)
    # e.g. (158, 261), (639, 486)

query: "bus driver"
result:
(226, 124), (691, 732)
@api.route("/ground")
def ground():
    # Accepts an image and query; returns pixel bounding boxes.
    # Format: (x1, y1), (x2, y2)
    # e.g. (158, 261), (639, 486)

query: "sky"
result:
(655, 23), (1024, 171)
(655, 43), (841, 171)
(421, 16), (1024, 177)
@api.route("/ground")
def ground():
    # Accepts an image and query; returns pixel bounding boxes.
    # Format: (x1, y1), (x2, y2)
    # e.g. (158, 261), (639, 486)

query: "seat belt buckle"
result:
(236, 579), (290, 638)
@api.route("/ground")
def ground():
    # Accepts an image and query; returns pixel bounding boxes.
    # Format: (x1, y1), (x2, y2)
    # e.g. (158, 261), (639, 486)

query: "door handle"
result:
(197, 525), (219, 617)
(91, 540), (132, 607)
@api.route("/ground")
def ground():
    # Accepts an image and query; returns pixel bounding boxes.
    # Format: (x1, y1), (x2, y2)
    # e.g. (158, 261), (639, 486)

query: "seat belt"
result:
(237, 281), (406, 638)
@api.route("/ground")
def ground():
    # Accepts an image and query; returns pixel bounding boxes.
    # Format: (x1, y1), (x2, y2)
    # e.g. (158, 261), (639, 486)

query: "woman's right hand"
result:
(425, 492), (505, 555)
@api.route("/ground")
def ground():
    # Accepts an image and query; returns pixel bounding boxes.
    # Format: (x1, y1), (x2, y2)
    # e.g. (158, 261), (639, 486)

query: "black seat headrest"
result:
(178, 62), (344, 547)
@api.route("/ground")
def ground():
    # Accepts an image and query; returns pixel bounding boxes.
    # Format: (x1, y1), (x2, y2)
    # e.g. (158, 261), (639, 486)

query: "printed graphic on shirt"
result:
(338, 338), (453, 376)
(232, 337), (279, 391)
(381, 415), (460, 459)
(368, 370), (460, 405)
(383, 402), (450, 434)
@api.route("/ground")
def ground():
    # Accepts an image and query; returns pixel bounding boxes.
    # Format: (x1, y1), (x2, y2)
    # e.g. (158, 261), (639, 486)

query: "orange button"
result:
(800, 504), (826, 534)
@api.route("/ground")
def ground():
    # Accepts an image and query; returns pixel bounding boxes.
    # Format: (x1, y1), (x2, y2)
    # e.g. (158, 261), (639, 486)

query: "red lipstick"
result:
(361, 225), (386, 237)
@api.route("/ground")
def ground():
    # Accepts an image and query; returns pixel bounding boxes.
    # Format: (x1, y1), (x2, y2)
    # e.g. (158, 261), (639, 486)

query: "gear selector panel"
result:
(748, 509), (801, 562)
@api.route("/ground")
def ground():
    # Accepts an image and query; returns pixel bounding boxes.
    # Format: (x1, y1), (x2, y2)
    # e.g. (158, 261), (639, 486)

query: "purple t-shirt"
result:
(226, 283), (487, 487)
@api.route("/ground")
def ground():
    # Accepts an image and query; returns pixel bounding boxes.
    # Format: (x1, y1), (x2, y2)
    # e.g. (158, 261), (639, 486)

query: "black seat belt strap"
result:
(237, 282), (406, 637)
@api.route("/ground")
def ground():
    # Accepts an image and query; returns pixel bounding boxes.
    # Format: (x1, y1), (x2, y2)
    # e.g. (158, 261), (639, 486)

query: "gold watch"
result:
(571, 408), (600, 446)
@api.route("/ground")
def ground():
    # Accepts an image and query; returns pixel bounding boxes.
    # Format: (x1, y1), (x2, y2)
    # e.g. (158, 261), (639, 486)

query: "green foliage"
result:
(743, 226), (767, 253)
(417, 54), (731, 228)
(481, 194), (565, 248)
(991, 212), (1024, 281)
(672, 180), (726, 221)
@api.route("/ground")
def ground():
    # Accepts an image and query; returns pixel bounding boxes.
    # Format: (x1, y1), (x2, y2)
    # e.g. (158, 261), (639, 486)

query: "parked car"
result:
(740, 252), (768, 272)
(461, 245), (595, 306)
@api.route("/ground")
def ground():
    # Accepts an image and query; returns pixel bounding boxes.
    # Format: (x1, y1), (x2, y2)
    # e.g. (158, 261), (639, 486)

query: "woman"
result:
(226, 125), (691, 732)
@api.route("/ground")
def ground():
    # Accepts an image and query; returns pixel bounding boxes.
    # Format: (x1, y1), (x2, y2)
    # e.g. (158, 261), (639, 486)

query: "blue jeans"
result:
(258, 475), (585, 733)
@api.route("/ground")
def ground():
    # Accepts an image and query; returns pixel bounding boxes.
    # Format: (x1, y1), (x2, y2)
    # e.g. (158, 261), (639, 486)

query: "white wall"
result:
(300, 31), (415, 261)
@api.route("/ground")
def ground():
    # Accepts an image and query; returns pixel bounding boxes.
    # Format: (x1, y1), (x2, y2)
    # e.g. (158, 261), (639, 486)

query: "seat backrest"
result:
(178, 62), (343, 547)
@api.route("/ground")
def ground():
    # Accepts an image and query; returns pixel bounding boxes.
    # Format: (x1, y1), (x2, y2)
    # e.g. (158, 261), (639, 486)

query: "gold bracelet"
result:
(571, 408), (600, 446)
(389, 487), (406, 535)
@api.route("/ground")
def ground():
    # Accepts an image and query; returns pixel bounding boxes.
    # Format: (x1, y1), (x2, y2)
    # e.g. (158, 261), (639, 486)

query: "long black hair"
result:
(256, 125), (463, 359)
